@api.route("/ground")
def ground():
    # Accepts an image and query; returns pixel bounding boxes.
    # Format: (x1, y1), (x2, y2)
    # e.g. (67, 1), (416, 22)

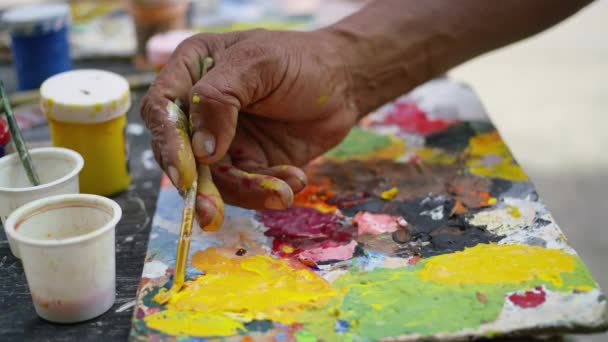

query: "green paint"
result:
(325, 127), (392, 159)
(298, 256), (596, 342)
(294, 329), (319, 342)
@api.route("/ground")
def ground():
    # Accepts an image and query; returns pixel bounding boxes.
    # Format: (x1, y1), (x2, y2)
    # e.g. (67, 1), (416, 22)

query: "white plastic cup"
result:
(6, 194), (122, 323)
(0, 147), (84, 258)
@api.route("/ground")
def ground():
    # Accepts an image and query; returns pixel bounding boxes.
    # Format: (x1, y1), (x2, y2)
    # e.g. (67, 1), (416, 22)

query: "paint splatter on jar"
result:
(40, 70), (132, 195)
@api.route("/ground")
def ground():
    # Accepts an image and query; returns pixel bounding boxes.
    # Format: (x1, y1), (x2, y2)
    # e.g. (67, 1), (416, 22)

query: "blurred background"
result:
(0, 0), (605, 340)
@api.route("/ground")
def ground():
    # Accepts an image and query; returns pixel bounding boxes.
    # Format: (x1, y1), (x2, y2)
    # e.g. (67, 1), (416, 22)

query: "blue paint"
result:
(335, 319), (350, 333)
(3, 4), (72, 90)
(354, 249), (386, 271)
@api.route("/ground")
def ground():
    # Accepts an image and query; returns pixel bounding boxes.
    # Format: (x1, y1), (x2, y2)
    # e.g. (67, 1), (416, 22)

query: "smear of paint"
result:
(376, 101), (456, 135)
(299, 240), (357, 262)
(353, 212), (399, 235)
(508, 286), (546, 308)
(466, 131), (528, 182)
(298, 244), (595, 341)
(145, 310), (245, 337)
(324, 127), (404, 160)
(145, 248), (339, 337)
(258, 206), (357, 262)
(418, 244), (577, 287)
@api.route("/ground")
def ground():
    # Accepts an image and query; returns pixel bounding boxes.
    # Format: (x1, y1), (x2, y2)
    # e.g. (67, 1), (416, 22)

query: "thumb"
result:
(189, 59), (255, 165)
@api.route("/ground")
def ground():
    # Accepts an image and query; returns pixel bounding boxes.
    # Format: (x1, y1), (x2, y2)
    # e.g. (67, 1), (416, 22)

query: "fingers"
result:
(210, 157), (294, 210)
(141, 97), (197, 191)
(141, 38), (209, 191)
(195, 164), (224, 231)
(189, 57), (259, 165)
(235, 162), (308, 194)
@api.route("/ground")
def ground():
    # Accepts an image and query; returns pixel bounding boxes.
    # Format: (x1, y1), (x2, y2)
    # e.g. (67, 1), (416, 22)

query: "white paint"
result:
(126, 123), (145, 136)
(406, 79), (490, 122)
(141, 149), (156, 170)
(115, 300), (136, 313)
(142, 260), (168, 278)
(420, 205), (444, 220)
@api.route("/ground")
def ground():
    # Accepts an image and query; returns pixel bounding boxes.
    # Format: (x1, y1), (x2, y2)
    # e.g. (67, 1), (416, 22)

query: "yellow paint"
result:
(418, 244), (577, 287)
(575, 285), (594, 292)
(380, 187), (398, 200)
(48, 115), (131, 195)
(466, 131), (528, 182)
(145, 310), (244, 337)
(197, 165), (224, 231)
(192, 95), (201, 104)
(95, 103), (103, 112)
(259, 178), (283, 191)
(315, 95), (328, 105)
(415, 147), (456, 165)
(488, 197), (497, 205)
(506, 205), (521, 218)
(148, 248), (338, 336)
(282, 245), (295, 254)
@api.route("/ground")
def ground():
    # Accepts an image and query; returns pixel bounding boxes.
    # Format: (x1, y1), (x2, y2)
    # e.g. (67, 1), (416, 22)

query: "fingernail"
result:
(265, 195), (287, 210)
(284, 176), (306, 192)
(168, 166), (180, 187)
(192, 130), (216, 158)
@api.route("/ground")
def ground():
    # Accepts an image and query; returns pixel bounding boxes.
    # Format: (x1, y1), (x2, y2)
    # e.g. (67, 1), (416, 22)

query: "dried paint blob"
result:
(353, 212), (399, 235)
(508, 286), (547, 308)
(258, 206), (357, 262)
(144, 248), (338, 337)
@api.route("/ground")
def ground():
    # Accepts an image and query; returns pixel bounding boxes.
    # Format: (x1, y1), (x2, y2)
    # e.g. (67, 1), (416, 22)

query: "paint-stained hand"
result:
(141, 29), (360, 226)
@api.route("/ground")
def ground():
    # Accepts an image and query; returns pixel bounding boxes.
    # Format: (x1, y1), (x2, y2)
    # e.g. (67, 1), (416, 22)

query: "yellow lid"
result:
(40, 69), (131, 124)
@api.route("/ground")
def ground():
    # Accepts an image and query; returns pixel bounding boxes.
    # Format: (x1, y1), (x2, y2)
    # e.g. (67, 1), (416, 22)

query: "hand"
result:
(141, 28), (360, 227)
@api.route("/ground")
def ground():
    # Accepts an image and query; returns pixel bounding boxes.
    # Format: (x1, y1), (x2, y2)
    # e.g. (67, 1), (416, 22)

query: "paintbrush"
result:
(154, 57), (217, 304)
(0, 81), (40, 186)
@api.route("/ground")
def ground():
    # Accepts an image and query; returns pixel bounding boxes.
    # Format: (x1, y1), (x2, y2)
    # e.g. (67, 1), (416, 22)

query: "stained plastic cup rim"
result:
(6, 194), (122, 248)
(0, 147), (84, 193)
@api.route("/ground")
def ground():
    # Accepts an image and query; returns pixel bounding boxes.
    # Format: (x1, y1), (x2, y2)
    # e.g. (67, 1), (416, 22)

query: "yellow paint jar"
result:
(40, 70), (131, 196)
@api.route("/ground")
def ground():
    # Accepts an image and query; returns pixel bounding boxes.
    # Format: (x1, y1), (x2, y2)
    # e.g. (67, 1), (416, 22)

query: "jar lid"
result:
(146, 30), (196, 67)
(2, 3), (71, 36)
(40, 70), (131, 124)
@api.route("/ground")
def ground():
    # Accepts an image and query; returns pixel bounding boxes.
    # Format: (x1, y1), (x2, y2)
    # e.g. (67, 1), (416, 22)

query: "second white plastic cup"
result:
(6, 194), (122, 323)
(0, 147), (84, 258)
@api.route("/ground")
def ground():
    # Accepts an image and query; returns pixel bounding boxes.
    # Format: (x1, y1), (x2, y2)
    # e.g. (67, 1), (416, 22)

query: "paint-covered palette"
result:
(130, 79), (608, 341)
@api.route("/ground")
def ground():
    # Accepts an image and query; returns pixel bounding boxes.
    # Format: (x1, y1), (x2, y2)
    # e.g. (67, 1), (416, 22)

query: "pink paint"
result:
(353, 212), (399, 235)
(378, 101), (455, 135)
(299, 240), (357, 262)
(508, 286), (546, 308)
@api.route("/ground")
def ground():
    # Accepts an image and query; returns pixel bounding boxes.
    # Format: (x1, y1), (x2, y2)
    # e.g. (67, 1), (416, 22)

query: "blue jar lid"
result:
(2, 3), (71, 36)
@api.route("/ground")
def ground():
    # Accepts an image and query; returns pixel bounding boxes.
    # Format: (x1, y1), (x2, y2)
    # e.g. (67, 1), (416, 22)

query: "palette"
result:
(130, 79), (608, 341)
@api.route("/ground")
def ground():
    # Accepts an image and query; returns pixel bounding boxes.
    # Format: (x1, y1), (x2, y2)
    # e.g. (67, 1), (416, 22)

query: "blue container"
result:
(2, 3), (72, 90)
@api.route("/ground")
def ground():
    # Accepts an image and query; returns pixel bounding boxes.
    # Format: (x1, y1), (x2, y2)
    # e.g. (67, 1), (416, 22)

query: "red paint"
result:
(378, 101), (455, 135)
(258, 206), (356, 257)
(408, 255), (421, 265)
(0, 118), (9, 146)
(508, 286), (546, 308)
(241, 177), (253, 188)
(217, 165), (231, 173)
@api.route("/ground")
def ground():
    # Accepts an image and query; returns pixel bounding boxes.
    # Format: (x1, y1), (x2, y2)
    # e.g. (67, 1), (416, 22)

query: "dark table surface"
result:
(0, 61), (162, 341)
